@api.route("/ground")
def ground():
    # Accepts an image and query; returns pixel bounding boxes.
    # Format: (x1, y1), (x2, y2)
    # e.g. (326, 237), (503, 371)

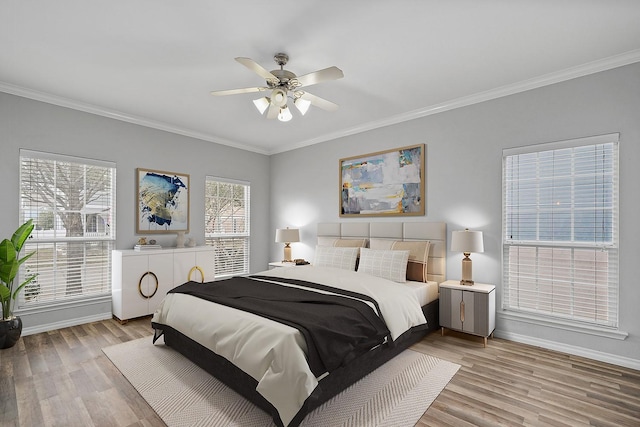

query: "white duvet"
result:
(151, 266), (427, 426)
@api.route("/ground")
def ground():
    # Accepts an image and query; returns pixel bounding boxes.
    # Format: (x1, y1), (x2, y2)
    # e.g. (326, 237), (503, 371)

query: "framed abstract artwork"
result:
(136, 168), (190, 233)
(339, 144), (425, 217)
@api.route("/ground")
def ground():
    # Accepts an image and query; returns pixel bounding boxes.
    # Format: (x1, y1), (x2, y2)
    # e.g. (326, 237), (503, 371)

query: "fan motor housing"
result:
(269, 69), (297, 86)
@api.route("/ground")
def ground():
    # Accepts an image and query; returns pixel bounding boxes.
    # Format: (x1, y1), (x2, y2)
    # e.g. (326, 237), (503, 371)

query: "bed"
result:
(151, 221), (446, 427)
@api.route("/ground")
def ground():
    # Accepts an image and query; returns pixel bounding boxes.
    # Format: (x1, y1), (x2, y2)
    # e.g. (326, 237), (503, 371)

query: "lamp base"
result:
(282, 244), (292, 263)
(460, 254), (474, 286)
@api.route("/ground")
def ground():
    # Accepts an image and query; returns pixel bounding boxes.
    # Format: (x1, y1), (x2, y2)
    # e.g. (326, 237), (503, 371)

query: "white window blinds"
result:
(502, 134), (619, 328)
(19, 150), (116, 306)
(205, 177), (250, 277)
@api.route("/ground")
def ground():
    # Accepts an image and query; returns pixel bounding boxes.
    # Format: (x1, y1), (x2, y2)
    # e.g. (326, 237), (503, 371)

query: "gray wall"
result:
(0, 92), (271, 332)
(270, 62), (640, 369)
(2, 61), (638, 368)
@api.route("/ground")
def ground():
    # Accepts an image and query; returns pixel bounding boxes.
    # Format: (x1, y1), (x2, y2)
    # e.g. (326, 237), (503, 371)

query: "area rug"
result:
(103, 337), (459, 427)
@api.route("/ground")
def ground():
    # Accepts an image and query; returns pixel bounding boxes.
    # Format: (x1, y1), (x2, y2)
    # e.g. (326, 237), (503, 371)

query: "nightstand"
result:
(439, 280), (496, 347)
(268, 261), (297, 269)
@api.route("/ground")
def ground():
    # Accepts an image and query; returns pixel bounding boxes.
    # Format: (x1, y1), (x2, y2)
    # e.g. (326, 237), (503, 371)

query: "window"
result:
(502, 134), (619, 328)
(19, 150), (116, 308)
(205, 177), (250, 277)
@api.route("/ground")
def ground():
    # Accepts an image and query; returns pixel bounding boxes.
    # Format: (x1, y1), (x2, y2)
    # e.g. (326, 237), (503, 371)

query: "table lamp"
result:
(275, 227), (300, 262)
(451, 228), (484, 285)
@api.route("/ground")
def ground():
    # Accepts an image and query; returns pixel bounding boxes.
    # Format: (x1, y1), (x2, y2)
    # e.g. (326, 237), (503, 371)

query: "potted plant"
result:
(0, 219), (37, 349)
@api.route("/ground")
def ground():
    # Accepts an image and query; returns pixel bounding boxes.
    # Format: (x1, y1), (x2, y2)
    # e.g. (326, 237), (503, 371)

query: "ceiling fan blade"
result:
(300, 92), (339, 111)
(266, 103), (279, 119)
(210, 87), (268, 96)
(235, 57), (279, 81)
(295, 66), (344, 88)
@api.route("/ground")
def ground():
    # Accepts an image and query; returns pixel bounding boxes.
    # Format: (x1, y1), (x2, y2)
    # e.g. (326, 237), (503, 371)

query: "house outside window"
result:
(502, 134), (619, 328)
(205, 177), (250, 277)
(18, 150), (116, 308)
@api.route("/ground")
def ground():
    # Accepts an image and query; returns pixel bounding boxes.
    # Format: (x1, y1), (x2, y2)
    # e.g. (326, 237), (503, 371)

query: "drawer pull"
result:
(188, 266), (205, 283)
(138, 271), (159, 299)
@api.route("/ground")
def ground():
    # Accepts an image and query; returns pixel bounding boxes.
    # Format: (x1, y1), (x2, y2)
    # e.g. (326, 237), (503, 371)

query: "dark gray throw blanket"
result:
(165, 275), (391, 376)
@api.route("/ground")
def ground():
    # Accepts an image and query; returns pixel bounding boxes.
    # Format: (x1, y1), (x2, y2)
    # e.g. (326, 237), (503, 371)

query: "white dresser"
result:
(111, 246), (215, 322)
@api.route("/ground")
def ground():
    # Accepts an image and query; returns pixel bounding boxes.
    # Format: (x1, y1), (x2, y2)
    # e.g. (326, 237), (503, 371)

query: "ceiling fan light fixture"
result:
(278, 105), (293, 122)
(294, 97), (311, 115)
(211, 53), (343, 123)
(253, 97), (270, 114)
(271, 88), (287, 107)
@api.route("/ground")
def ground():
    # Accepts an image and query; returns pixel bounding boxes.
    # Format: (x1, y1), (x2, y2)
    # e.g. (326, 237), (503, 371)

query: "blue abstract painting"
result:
(137, 168), (189, 233)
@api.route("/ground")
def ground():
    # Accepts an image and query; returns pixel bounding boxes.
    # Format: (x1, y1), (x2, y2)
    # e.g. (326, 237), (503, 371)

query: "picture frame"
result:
(339, 144), (425, 217)
(136, 168), (190, 234)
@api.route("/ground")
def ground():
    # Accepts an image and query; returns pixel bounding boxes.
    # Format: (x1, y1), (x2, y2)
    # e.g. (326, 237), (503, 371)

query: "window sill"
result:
(16, 294), (112, 317)
(498, 310), (628, 340)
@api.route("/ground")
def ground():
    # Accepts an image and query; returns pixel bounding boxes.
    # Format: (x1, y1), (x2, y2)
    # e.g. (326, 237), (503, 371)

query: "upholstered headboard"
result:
(317, 222), (447, 283)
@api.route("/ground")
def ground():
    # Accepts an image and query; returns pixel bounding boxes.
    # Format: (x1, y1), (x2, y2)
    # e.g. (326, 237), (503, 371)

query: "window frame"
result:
(501, 133), (619, 331)
(18, 149), (116, 311)
(204, 176), (250, 278)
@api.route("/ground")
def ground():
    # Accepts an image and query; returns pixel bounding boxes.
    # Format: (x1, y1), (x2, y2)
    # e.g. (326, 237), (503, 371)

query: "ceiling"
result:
(2, 1), (640, 155)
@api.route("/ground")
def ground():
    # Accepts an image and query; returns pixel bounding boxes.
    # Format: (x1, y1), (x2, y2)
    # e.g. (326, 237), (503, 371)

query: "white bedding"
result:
(404, 279), (439, 306)
(151, 266), (428, 426)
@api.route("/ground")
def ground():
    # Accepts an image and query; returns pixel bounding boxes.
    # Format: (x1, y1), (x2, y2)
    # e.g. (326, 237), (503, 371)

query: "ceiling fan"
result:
(210, 53), (344, 122)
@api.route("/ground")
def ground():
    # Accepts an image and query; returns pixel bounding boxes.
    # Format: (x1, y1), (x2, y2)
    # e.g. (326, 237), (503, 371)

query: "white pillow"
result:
(369, 238), (430, 282)
(357, 247), (410, 283)
(313, 246), (359, 270)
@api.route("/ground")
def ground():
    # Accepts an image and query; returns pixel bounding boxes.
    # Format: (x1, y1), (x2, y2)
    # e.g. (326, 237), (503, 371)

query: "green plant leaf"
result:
(0, 239), (17, 263)
(0, 283), (10, 319)
(12, 274), (37, 301)
(17, 250), (36, 267)
(0, 221), (37, 318)
(0, 239), (18, 285)
(11, 219), (34, 253)
(0, 283), (10, 301)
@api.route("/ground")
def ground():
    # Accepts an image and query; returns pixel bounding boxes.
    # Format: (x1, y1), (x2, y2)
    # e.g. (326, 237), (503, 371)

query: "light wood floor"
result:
(1, 317), (639, 427)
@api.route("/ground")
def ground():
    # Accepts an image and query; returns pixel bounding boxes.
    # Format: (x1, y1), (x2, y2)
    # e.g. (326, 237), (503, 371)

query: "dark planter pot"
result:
(0, 317), (23, 349)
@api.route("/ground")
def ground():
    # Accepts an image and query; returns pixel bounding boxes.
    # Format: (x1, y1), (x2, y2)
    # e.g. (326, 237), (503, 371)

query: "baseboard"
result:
(21, 312), (113, 336)
(495, 330), (640, 371)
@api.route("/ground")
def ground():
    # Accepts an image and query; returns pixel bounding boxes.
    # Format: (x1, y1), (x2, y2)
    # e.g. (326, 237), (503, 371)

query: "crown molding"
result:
(2, 49), (639, 156)
(0, 82), (270, 155)
(271, 49), (640, 154)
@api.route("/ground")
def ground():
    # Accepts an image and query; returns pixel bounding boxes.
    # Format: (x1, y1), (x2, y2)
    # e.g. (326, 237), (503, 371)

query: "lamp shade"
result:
(294, 97), (311, 115)
(278, 105), (293, 122)
(253, 97), (270, 114)
(451, 229), (484, 253)
(275, 228), (300, 244)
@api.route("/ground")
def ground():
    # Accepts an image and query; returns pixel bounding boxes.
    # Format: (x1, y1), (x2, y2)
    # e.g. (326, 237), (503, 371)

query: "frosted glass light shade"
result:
(294, 97), (311, 115)
(253, 97), (270, 114)
(278, 106), (293, 122)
